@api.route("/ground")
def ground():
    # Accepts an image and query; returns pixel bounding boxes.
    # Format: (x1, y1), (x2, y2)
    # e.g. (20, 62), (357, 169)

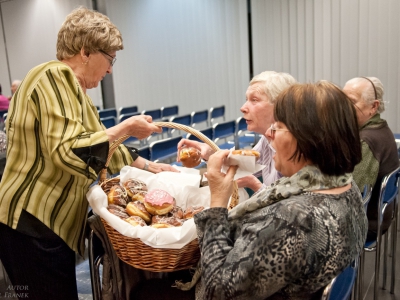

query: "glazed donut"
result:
(107, 185), (128, 207)
(151, 215), (184, 227)
(144, 189), (175, 215)
(170, 206), (184, 219)
(232, 149), (260, 158)
(107, 204), (130, 219)
(179, 147), (202, 168)
(184, 206), (205, 219)
(124, 216), (147, 227)
(123, 178), (148, 198)
(130, 190), (147, 203)
(126, 201), (152, 223)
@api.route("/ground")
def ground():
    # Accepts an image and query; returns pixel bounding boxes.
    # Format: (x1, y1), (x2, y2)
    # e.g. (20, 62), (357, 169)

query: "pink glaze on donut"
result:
(145, 189), (174, 206)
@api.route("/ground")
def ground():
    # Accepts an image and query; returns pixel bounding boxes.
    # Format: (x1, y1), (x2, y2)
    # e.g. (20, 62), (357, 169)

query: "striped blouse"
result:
(0, 61), (133, 255)
(252, 136), (281, 190)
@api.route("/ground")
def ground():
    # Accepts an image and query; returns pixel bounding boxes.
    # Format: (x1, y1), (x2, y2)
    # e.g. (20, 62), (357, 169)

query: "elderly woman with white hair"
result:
(343, 77), (399, 239)
(178, 71), (297, 193)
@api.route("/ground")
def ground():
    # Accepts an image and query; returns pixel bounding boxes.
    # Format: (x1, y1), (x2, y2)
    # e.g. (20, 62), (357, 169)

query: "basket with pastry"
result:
(87, 122), (239, 272)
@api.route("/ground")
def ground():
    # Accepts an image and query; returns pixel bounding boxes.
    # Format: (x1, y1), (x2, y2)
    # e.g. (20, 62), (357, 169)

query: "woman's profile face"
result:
(84, 51), (115, 90)
(266, 122), (308, 177)
(240, 83), (275, 134)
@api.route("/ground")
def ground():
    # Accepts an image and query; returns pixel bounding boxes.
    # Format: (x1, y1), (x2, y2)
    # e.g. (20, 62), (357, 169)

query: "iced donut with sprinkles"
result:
(143, 189), (175, 215)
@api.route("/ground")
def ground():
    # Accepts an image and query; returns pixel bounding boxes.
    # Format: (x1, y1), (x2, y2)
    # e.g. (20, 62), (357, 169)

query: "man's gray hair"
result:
(345, 77), (385, 113)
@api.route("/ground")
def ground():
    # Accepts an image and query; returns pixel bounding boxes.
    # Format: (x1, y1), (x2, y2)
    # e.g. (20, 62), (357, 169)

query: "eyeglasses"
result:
(268, 123), (290, 137)
(99, 50), (117, 66)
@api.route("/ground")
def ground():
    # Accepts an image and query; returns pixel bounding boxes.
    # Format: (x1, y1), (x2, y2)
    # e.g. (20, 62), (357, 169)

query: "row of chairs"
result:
(99, 105), (225, 130)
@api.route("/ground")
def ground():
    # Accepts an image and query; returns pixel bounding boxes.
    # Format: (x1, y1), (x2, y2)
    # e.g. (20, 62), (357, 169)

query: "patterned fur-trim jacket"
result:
(194, 184), (367, 299)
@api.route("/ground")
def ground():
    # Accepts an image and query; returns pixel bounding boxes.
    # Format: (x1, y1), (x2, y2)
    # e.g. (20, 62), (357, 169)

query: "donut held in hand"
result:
(179, 147), (202, 168)
(231, 149), (260, 158)
(144, 189), (175, 215)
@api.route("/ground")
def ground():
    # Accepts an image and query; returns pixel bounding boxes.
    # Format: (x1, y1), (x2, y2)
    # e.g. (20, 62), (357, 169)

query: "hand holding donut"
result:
(177, 139), (215, 163)
(206, 150), (238, 208)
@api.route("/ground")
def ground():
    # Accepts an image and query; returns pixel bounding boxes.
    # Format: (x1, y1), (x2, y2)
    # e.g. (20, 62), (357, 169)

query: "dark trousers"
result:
(0, 221), (78, 300)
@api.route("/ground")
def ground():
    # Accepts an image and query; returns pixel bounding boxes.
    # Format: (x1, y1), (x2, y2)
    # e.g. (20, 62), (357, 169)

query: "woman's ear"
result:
(80, 48), (90, 64)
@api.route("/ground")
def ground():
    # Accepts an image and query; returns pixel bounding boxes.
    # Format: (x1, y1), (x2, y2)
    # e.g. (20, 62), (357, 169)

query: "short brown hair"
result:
(56, 6), (123, 60)
(274, 81), (361, 176)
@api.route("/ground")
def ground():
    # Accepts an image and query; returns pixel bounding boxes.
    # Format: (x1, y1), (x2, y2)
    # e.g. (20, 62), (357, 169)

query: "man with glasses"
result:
(343, 77), (399, 239)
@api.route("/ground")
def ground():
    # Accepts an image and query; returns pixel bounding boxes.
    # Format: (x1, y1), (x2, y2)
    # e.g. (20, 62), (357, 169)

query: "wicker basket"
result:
(98, 122), (238, 272)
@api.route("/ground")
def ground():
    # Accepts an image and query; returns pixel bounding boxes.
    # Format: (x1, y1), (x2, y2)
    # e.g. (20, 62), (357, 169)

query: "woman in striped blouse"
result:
(0, 6), (175, 300)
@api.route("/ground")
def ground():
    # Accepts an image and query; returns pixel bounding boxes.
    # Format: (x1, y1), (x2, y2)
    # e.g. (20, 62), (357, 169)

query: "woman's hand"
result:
(236, 175), (262, 192)
(147, 161), (179, 173)
(105, 115), (162, 142)
(206, 150), (238, 208)
(131, 157), (179, 173)
(177, 139), (215, 162)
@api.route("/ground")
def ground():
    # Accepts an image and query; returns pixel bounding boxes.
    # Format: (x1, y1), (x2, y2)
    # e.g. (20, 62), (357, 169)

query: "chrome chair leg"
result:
(390, 201), (398, 293)
(383, 231), (389, 289)
(89, 230), (103, 300)
(358, 250), (365, 299)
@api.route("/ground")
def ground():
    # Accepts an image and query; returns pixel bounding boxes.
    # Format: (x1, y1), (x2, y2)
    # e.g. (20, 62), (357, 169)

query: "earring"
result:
(82, 61), (88, 65)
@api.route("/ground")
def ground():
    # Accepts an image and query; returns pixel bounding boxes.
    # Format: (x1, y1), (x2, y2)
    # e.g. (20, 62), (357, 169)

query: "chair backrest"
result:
(98, 108), (117, 119)
(150, 136), (182, 162)
(362, 184), (373, 212)
(213, 120), (236, 141)
(138, 146), (150, 160)
(142, 108), (162, 121)
(191, 110), (209, 127)
(161, 105), (179, 119)
(118, 112), (141, 123)
(213, 120), (236, 149)
(169, 114), (192, 126)
(321, 261), (358, 300)
(235, 116), (256, 149)
(186, 127), (213, 142)
(209, 105), (225, 124)
(169, 114), (192, 137)
(119, 106), (138, 116)
(236, 116), (247, 132)
(379, 166), (400, 209)
(100, 116), (116, 129)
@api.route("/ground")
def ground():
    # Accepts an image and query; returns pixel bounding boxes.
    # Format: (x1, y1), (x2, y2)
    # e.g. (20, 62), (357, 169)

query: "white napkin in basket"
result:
(87, 166), (211, 249)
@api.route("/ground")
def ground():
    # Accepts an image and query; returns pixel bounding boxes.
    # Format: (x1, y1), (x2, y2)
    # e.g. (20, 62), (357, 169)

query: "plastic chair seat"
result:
(321, 261), (358, 300)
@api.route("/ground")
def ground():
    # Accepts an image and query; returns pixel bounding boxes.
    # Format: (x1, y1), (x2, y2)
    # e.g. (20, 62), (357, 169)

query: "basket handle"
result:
(99, 122), (239, 208)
